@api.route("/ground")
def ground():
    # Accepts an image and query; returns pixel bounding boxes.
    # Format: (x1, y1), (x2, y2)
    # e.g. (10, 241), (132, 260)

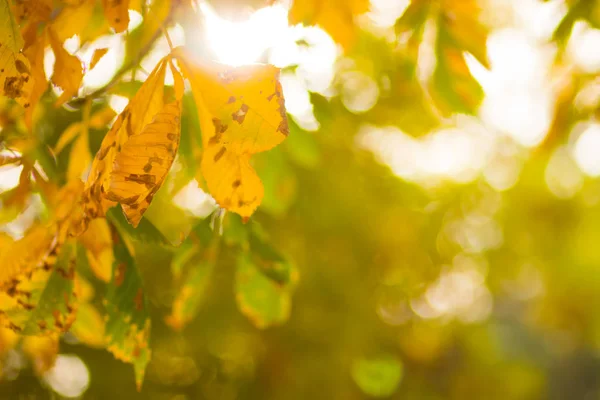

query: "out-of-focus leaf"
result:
(124, 0), (171, 66)
(0, 0), (34, 108)
(351, 355), (403, 397)
(553, 0), (600, 45)
(48, 28), (84, 106)
(396, 0), (489, 115)
(12, 0), (52, 23)
(235, 252), (293, 328)
(78, 218), (114, 282)
(89, 47), (109, 70)
(70, 302), (105, 348)
(102, 0), (130, 33)
(21, 334), (59, 375)
(107, 207), (169, 246)
(283, 120), (321, 169)
(254, 146), (297, 217)
(0, 241), (77, 335)
(165, 260), (214, 330)
(104, 224), (151, 391)
(289, 0), (369, 50)
(234, 230), (297, 328)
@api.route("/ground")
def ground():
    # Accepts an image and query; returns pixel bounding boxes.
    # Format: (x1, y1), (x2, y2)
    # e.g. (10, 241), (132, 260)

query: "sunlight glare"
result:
(573, 124), (600, 177)
(43, 354), (90, 398)
(200, 3), (290, 67)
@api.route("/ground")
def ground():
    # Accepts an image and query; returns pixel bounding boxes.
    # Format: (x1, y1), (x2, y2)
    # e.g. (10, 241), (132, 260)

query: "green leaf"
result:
(107, 207), (169, 246)
(351, 355), (403, 398)
(104, 225), (151, 391)
(165, 260), (214, 331)
(234, 235), (297, 328)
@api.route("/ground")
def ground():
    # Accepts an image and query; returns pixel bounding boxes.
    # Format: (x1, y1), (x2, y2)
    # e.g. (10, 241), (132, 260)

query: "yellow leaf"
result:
(0, 327), (18, 354)
(83, 57), (182, 227)
(0, 0), (24, 52)
(22, 23), (47, 127)
(67, 128), (91, 181)
(288, 0), (369, 49)
(0, 226), (54, 290)
(174, 49), (289, 218)
(51, 0), (97, 43)
(102, 0), (130, 33)
(48, 28), (84, 106)
(0, 0), (34, 108)
(70, 302), (105, 348)
(78, 218), (114, 282)
(90, 47), (109, 70)
(90, 105), (117, 128)
(105, 101), (182, 226)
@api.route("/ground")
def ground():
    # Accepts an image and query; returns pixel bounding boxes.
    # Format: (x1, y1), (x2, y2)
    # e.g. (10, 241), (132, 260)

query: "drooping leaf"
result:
(0, 0), (34, 107)
(90, 47), (109, 70)
(288, 0), (369, 49)
(396, 0), (489, 115)
(104, 224), (151, 391)
(83, 57), (183, 227)
(234, 228), (297, 328)
(235, 252), (294, 329)
(102, 0), (130, 33)
(165, 260), (214, 331)
(174, 49), (289, 219)
(165, 218), (217, 330)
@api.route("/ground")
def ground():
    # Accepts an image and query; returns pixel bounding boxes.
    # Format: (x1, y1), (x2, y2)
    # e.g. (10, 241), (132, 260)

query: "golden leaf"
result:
(174, 49), (289, 218)
(22, 23), (47, 127)
(105, 101), (182, 227)
(83, 57), (183, 227)
(48, 28), (84, 106)
(67, 128), (91, 181)
(288, 0), (369, 49)
(0, 0), (33, 108)
(78, 218), (114, 282)
(51, 0), (97, 43)
(90, 47), (109, 70)
(102, 0), (130, 33)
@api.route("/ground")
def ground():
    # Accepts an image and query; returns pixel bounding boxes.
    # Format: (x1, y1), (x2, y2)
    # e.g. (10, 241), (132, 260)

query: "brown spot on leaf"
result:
(167, 133), (176, 140)
(232, 104), (249, 124)
(227, 96), (236, 104)
(125, 173), (156, 188)
(232, 179), (241, 188)
(115, 263), (126, 287)
(214, 146), (226, 162)
(15, 59), (29, 74)
(134, 288), (144, 311)
(143, 163), (152, 172)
